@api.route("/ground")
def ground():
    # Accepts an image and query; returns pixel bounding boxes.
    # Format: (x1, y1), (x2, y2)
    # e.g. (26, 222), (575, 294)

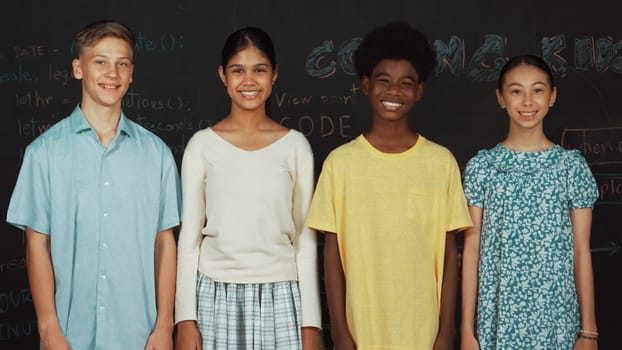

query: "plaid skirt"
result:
(196, 272), (302, 350)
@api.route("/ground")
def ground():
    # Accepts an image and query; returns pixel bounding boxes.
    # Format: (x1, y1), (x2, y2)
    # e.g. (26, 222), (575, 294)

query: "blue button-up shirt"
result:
(7, 106), (181, 349)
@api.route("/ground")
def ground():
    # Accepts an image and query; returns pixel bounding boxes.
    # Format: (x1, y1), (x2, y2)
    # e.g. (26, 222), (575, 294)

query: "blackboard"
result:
(1, 1), (621, 349)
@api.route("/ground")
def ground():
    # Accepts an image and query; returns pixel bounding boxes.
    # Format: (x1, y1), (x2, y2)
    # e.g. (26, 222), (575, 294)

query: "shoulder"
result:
(553, 146), (592, 173)
(188, 127), (215, 142)
(25, 116), (73, 154)
(317, 140), (355, 170)
(185, 127), (217, 149)
(559, 147), (588, 163)
(466, 143), (501, 167)
(466, 150), (489, 168)
(327, 136), (364, 159)
(285, 130), (314, 159)
(126, 118), (168, 148)
(284, 129), (312, 148)
(418, 136), (457, 159)
(417, 136), (461, 171)
(124, 119), (178, 166)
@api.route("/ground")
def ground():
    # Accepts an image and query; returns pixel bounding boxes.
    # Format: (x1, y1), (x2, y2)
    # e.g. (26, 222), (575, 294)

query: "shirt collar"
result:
(69, 104), (135, 138)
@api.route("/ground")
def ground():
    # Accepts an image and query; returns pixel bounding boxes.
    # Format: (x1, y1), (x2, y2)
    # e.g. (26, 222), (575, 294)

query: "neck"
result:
(364, 120), (418, 153)
(503, 128), (553, 152)
(225, 106), (272, 130)
(80, 102), (122, 147)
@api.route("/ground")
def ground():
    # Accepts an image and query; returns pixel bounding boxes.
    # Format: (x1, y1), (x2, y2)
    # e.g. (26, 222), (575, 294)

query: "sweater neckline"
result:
(208, 127), (293, 153)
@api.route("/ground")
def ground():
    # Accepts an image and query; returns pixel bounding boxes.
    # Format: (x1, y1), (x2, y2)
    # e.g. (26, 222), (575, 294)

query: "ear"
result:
(271, 64), (279, 85)
(496, 88), (506, 109)
(361, 76), (370, 95)
(218, 65), (226, 86)
(72, 58), (83, 80)
(415, 82), (425, 102)
(129, 62), (134, 84)
(549, 86), (557, 107)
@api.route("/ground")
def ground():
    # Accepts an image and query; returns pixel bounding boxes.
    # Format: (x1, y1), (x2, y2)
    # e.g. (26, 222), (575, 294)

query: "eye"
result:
(510, 89), (521, 95)
(95, 60), (106, 65)
(401, 81), (415, 87)
(231, 68), (243, 74)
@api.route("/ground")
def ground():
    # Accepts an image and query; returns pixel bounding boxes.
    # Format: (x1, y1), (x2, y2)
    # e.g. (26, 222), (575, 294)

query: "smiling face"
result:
(362, 58), (424, 123)
(497, 63), (557, 131)
(72, 36), (133, 110)
(218, 45), (278, 113)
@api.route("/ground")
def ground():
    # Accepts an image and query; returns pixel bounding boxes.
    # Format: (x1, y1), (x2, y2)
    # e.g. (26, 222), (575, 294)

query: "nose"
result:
(105, 64), (119, 77)
(386, 82), (401, 95)
(521, 92), (533, 106)
(241, 72), (259, 86)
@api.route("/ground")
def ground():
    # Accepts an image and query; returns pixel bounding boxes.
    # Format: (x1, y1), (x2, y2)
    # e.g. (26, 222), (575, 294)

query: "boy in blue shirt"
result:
(7, 20), (181, 350)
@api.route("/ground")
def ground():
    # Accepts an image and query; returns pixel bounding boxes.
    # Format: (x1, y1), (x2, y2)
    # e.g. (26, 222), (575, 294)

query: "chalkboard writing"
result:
(1, 0), (621, 349)
(563, 127), (622, 165)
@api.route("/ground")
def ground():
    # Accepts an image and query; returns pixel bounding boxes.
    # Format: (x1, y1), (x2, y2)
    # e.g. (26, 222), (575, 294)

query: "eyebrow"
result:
(227, 62), (270, 69)
(374, 72), (418, 81)
(92, 54), (133, 61)
(505, 81), (547, 88)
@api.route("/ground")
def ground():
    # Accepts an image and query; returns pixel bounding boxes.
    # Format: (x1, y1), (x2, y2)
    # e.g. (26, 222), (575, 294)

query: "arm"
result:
(433, 231), (459, 350)
(146, 229), (177, 350)
(324, 233), (356, 350)
(292, 137), (322, 349)
(460, 206), (483, 350)
(26, 227), (72, 350)
(295, 220), (322, 350)
(175, 133), (207, 350)
(571, 208), (598, 350)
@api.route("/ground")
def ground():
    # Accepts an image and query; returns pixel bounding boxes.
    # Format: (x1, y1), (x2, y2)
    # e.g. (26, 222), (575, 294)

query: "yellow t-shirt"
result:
(306, 135), (472, 349)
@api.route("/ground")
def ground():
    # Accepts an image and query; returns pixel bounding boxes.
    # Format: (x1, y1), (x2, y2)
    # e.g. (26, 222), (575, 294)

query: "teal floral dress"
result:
(463, 144), (598, 350)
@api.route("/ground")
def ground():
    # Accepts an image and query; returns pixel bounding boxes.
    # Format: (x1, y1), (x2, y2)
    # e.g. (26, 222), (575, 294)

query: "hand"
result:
(574, 337), (598, 350)
(301, 327), (321, 350)
(433, 332), (454, 350)
(459, 333), (480, 350)
(175, 321), (202, 350)
(332, 334), (356, 350)
(146, 326), (174, 350)
(40, 325), (72, 350)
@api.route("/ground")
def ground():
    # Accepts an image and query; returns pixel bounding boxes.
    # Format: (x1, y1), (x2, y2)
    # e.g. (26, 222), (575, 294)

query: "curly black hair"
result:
(353, 22), (436, 82)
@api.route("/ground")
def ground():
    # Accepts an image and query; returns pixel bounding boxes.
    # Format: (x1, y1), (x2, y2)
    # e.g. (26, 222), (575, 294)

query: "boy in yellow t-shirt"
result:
(305, 22), (472, 350)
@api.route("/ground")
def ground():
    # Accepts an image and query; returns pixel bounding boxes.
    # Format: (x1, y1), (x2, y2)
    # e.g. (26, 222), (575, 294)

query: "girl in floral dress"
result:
(461, 54), (599, 350)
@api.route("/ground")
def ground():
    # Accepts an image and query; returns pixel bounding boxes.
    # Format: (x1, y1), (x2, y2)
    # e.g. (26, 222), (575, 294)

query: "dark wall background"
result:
(1, 1), (621, 348)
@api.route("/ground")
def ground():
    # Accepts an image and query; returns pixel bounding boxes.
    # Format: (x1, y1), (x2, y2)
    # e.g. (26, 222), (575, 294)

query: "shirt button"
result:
(99, 306), (105, 311)
(103, 212), (109, 217)
(103, 181), (110, 186)
(102, 243), (108, 249)
(101, 274), (107, 280)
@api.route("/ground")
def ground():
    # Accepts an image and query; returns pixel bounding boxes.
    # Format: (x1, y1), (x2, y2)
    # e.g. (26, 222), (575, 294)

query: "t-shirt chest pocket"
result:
(408, 188), (438, 223)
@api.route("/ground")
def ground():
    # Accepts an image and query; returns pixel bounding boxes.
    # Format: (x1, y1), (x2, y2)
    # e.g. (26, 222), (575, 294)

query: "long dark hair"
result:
(221, 27), (276, 69)
(497, 54), (555, 91)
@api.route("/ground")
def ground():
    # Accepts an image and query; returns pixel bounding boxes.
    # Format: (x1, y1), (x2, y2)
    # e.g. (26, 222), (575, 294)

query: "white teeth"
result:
(101, 84), (117, 89)
(520, 111), (536, 117)
(241, 91), (259, 96)
(382, 101), (402, 108)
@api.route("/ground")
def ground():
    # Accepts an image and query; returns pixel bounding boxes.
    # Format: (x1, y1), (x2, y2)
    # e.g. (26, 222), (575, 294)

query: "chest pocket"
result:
(408, 188), (438, 224)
